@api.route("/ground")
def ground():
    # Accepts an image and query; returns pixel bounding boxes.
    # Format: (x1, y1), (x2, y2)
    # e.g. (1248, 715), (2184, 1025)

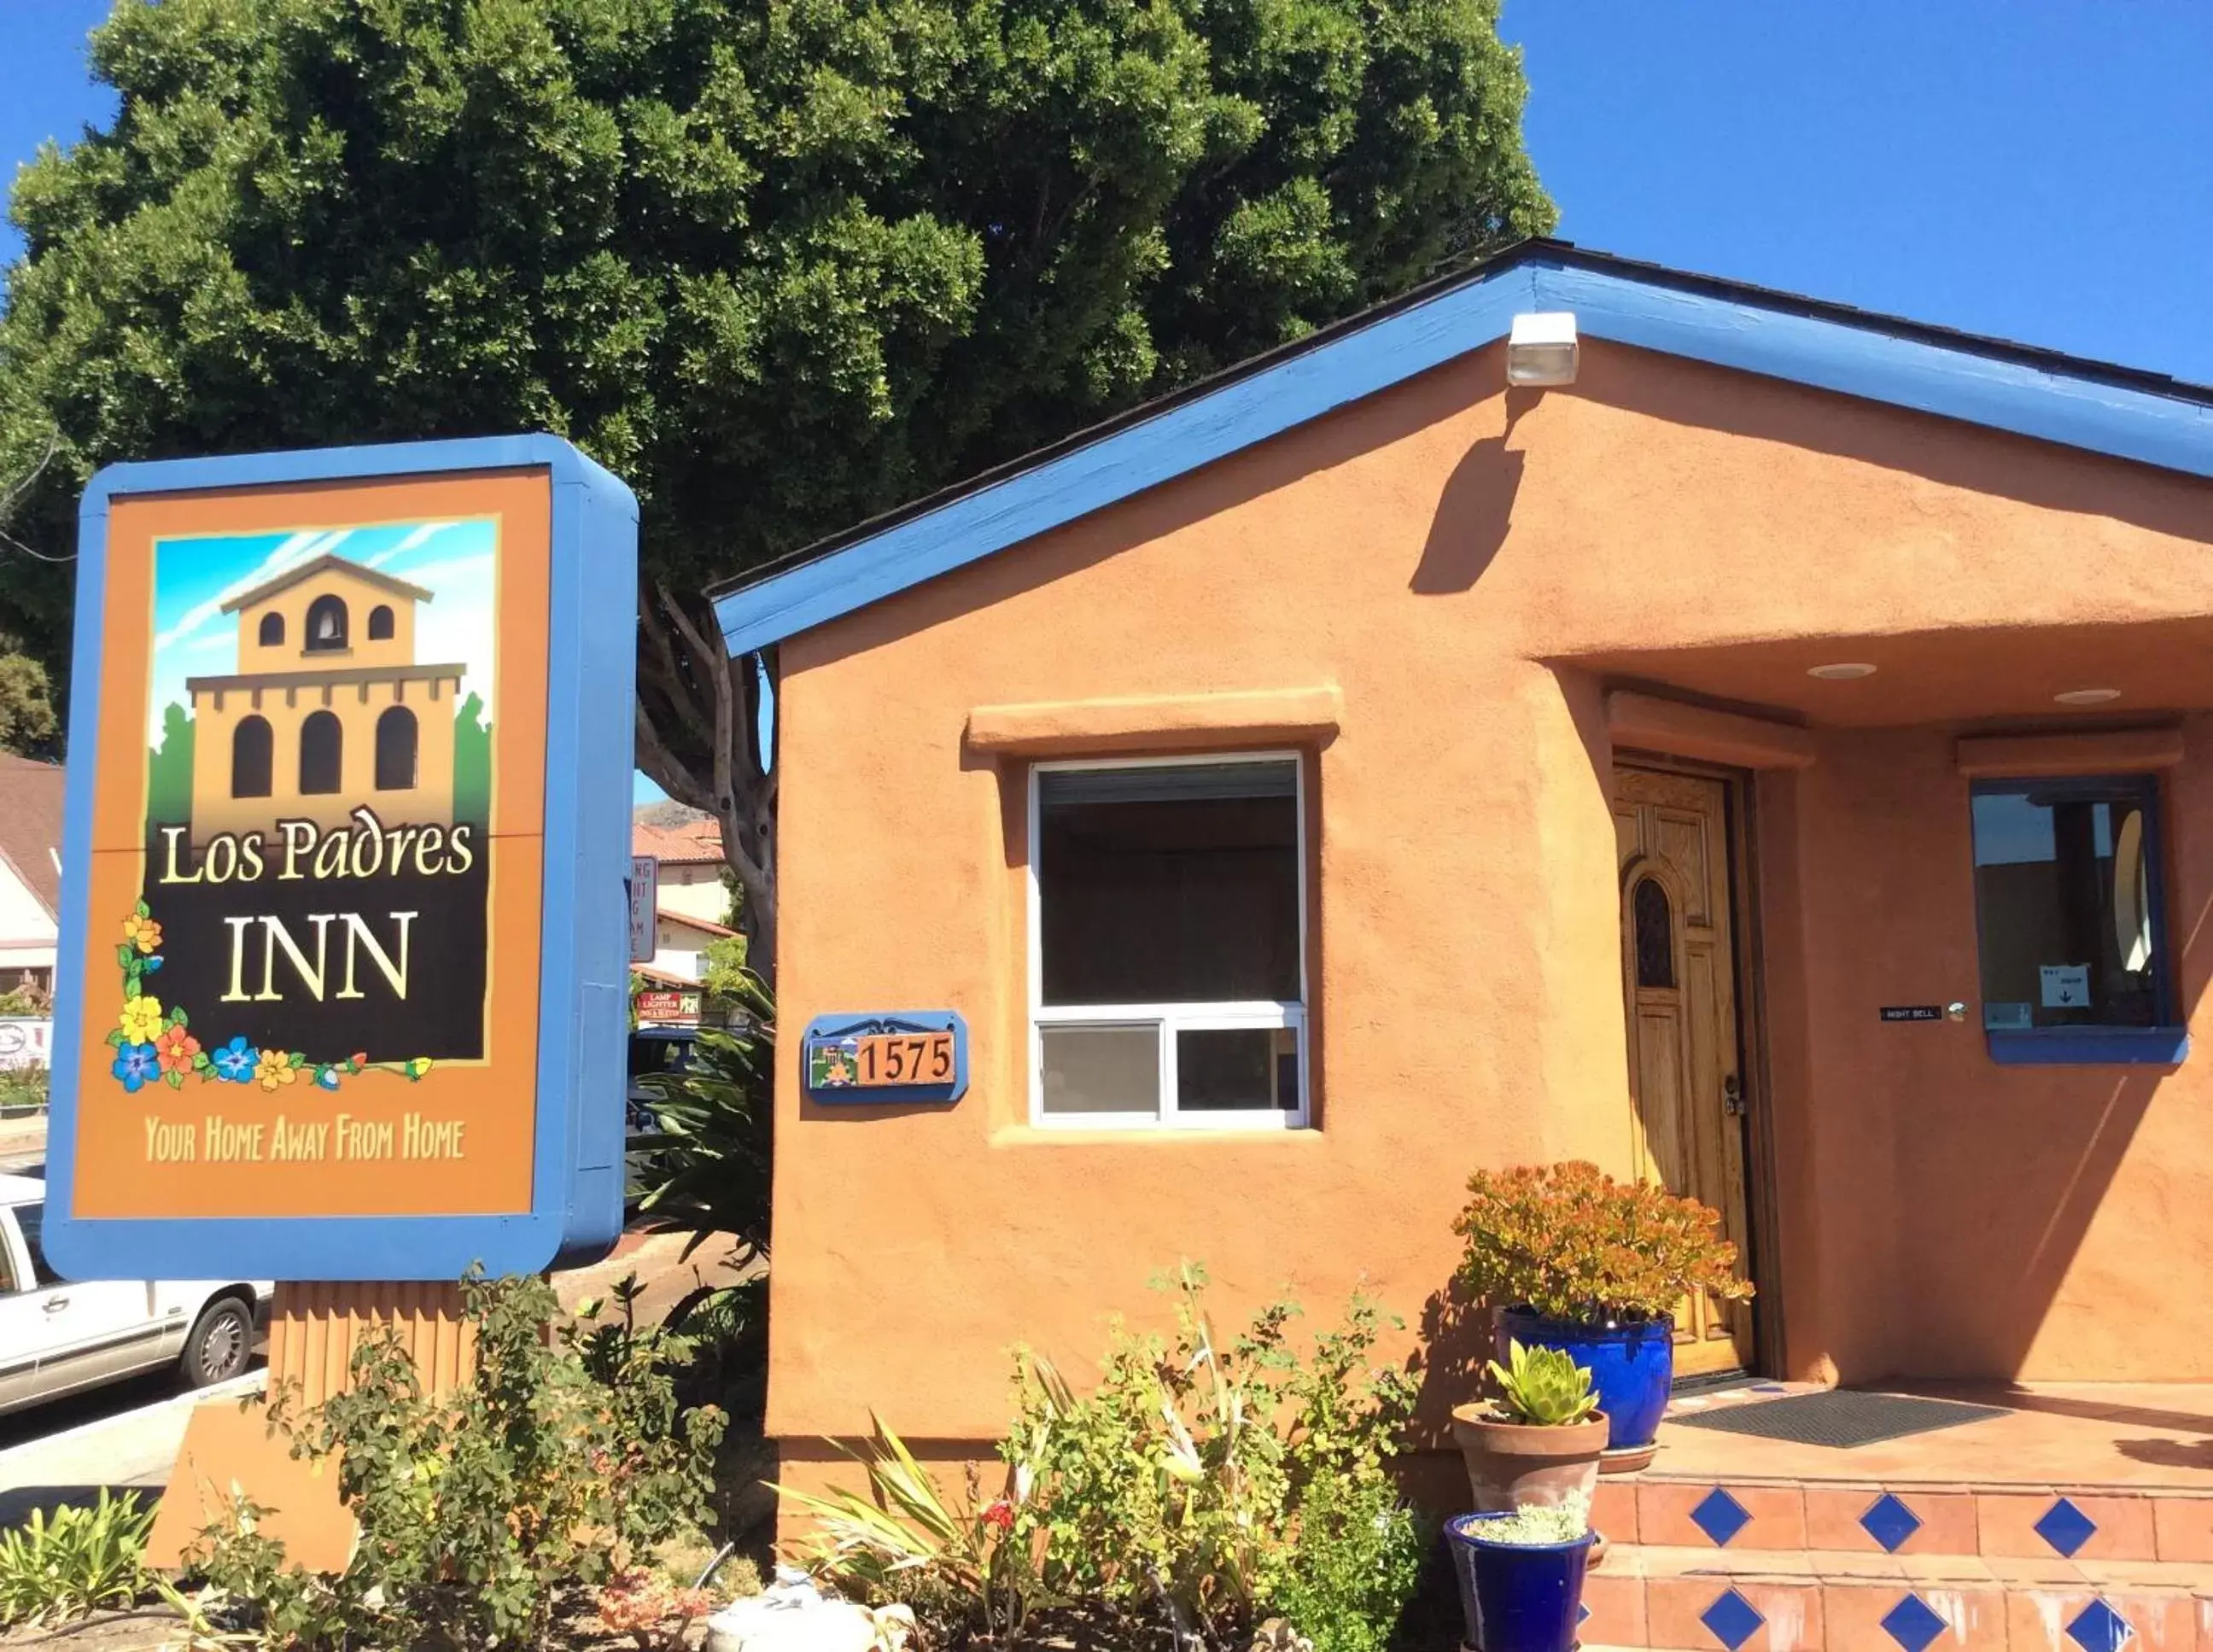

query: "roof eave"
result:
(710, 243), (2213, 659)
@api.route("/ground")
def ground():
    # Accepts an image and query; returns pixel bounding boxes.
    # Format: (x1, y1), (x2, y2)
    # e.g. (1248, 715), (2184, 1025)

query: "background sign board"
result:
(802, 1011), (968, 1106)
(628, 855), (658, 964)
(635, 989), (702, 1025)
(46, 436), (638, 1281)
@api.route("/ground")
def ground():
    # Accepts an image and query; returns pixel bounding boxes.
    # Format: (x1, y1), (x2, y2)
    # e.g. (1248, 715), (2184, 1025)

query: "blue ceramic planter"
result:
(1497, 1309), (1673, 1452)
(1446, 1512), (1596, 1652)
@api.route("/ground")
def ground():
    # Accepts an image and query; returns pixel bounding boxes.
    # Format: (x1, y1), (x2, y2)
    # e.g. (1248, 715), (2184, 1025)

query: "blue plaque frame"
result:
(802, 1011), (969, 1106)
(45, 435), (638, 1281)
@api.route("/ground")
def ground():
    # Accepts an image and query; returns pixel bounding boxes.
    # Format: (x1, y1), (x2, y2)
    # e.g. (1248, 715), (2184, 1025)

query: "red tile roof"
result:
(632, 814), (724, 866)
(0, 755), (63, 919)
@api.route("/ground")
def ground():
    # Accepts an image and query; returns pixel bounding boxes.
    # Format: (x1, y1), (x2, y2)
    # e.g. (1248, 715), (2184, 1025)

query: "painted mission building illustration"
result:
(181, 554), (462, 844)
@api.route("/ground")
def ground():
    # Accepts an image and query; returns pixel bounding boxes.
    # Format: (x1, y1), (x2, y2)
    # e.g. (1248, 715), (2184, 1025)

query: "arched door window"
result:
(367, 604), (394, 641)
(257, 612), (285, 647)
(375, 706), (417, 791)
(231, 716), (273, 799)
(1632, 877), (1676, 989)
(299, 710), (343, 794)
(304, 595), (348, 652)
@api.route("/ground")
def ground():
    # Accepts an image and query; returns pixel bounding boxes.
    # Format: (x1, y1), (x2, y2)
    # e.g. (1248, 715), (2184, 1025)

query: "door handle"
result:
(1722, 1076), (1746, 1117)
(41, 1296), (68, 1313)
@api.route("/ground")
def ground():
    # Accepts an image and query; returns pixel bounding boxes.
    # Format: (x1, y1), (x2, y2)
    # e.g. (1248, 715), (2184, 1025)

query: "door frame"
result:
(1613, 749), (1784, 1379)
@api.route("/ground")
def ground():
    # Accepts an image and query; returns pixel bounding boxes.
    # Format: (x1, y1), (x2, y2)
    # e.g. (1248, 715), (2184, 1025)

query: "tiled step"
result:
(1581, 1543), (2213, 1652)
(1595, 1477), (2213, 1564)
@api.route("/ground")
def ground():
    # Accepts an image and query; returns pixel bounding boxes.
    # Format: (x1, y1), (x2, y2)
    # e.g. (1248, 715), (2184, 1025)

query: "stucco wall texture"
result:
(765, 338), (2213, 1474)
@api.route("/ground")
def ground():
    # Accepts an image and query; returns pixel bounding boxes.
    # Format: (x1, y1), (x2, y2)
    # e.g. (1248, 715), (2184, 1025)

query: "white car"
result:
(0, 1173), (272, 1416)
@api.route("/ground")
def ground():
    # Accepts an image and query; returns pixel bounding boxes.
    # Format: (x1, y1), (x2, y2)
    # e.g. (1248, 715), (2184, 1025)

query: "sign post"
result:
(629, 854), (658, 964)
(44, 436), (637, 1565)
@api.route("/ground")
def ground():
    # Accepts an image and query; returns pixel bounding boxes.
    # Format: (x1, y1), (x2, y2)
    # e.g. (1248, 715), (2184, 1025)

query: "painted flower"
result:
(111, 1042), (161, 1093)
(153, 1024), (201, 1077)
(119, 995), (165, 1045)
(211, 1036), (259, 1084)
(121, 914), (164, 954)
(255, 1049), (299, 1091)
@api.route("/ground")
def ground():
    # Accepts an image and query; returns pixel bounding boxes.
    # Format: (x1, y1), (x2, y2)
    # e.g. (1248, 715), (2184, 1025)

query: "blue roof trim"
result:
(712, 252), (2213, 657)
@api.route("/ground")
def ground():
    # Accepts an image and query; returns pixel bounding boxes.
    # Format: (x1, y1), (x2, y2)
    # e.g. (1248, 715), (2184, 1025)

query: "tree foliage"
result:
(0, 0), (1552, 962)
(0, 646), (57, 756)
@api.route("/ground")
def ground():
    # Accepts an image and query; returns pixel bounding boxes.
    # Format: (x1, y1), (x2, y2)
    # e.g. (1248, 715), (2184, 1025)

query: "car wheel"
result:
(181, 1295), (254, 1387)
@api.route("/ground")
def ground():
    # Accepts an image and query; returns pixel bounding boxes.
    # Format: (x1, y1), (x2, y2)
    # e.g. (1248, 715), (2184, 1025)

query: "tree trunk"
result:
(632, 584), (779, 987)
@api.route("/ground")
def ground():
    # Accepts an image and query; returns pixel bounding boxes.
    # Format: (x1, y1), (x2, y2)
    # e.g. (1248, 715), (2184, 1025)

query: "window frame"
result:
(1968, 771), (2186, 1065)
(1026, 750), (1311, 1130)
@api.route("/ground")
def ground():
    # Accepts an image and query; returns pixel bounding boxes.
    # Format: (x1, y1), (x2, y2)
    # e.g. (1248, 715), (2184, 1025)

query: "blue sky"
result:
(149, 521), (498, 743)
(6, 1), (2210, 797)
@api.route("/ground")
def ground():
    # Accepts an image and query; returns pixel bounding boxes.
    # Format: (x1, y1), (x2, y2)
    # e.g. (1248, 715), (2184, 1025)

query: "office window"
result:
(1971, 776), (2170, 1032)
(1031, 756), (1307, 1127)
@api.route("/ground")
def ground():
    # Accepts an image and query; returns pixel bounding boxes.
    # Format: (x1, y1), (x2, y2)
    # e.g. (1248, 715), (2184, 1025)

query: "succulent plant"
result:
(1485, 1339), (1599, 1427)
(1466, 1492), (1592, 1547)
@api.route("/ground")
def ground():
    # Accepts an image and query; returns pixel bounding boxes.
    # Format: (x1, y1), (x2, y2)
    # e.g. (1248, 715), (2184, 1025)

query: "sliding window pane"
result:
(1040, 1024), (1159, 1116)
(1176, 1027), (1299, 1112)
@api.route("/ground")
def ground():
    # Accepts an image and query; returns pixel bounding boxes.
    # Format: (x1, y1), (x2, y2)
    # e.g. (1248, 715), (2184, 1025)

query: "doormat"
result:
(1669, 1391), (2011, 1449)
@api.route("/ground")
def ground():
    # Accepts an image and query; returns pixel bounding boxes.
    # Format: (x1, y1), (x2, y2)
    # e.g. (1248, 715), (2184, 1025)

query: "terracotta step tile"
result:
(1820, 1578), (2007, 1652)
(1584, 1567), (1649, 1646)
(1977, 1492), (2159, 1562)
(1641, 1482), (1809, 1550)
(2002, 1587), (2197, 1652)
(1805, 1488), (1980, 1558)
(2152, 1494), (2213, 1564)
(1644, 1574), (1824, 1652)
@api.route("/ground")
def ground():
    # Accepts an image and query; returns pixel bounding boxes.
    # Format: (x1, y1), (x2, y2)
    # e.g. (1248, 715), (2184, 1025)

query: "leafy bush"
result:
(787, 1264), (1421, 1652)
(0, 1065), (45, 1115)
(1453, 1161), (1752, 1322)
(1485, 1340), (1598, 1427)
(179, 1271), (725, 1651)
(636, 975), (773, 1281)
(0, 1489), (152, 1627)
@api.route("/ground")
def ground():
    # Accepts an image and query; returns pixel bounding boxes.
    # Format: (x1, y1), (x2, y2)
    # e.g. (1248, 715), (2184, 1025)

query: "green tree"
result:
(452, 690), (491, 830)
(146, 700), (194, 823)
(0, 0), (1552, 972)
(0, 644), (57, 756)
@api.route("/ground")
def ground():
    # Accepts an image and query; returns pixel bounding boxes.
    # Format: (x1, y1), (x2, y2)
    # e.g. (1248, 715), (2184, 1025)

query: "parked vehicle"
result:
(0, 1173), (272, 1416)
(625, 1026), (698, 1205)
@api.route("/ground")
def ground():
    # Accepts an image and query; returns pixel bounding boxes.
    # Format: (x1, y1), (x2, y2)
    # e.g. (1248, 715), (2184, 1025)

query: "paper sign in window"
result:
(2040, 964), (2091, 1009)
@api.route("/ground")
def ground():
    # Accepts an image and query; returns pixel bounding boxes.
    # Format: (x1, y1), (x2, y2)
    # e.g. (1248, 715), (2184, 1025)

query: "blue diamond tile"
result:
(1701, 1588), (1766, 1652)
(1881, 1595), (1949, 1652)
(2066, 1600), (2134, 1652)
(2035, 1496), (2099, 1559)
(1860, 1492), (1924, 1554)
(1691, 1486), (1754, 1546)
(1579, 1603), (1591, 1626)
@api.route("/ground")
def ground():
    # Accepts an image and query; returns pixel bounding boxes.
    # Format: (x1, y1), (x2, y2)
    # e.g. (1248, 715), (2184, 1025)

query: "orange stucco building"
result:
(710, 243), (2213, 1500)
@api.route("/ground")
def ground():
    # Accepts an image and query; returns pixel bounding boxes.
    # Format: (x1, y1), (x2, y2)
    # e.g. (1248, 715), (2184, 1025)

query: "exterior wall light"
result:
(1507, 312), (1579, 387)
(1807, 663), (1877, 680)
(2054, 687), (2121, 704)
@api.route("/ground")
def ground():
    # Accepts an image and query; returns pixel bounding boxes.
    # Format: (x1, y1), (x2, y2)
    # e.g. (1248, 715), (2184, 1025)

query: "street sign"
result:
(46, 436), (638, 1281)
(629, 855), (658, 964)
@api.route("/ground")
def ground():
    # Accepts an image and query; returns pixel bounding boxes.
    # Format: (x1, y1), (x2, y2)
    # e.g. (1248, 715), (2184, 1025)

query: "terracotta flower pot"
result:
(1449, 1407), (1610, 1513)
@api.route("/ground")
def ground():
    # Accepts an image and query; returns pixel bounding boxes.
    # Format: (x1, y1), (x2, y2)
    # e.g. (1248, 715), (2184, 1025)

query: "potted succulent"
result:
(1445, 1496), (1597, 1652)
(1453, 1161), (1751, 1472)
(1451, 1340), (1609, 1512)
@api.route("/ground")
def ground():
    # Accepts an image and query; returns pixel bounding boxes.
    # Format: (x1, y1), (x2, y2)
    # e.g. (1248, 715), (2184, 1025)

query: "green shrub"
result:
(788, 1264), (1421, 1652)
(179, 1270), (725, 1651)
(0, 1065), (47, 1116)
(0, 1489), (153, 1628)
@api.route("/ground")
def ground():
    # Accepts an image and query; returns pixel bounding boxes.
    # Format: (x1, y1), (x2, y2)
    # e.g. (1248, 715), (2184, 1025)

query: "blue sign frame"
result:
(802, 1011), (968, 1106)
(45, 435), (638, 1281)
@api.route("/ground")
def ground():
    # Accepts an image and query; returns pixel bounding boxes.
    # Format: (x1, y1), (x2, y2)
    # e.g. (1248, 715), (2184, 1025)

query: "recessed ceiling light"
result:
(2054, 687), (2121, 705)
(1807, 663), (1877, 680)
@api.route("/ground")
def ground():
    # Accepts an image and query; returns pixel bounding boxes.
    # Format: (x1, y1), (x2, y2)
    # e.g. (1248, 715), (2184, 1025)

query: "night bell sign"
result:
(45, 437), (639, 1282)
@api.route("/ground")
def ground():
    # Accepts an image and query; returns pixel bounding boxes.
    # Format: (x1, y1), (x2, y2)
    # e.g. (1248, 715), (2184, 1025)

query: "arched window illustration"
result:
(304, 595), (348, 652)
(1632, 877), (1675, 989)
(231, 716), (273, 799)
(375, 705), (417, 791)
(257, 612), (284, 647)
(367, 604), (394, 641)
(299, 710), (343, 794)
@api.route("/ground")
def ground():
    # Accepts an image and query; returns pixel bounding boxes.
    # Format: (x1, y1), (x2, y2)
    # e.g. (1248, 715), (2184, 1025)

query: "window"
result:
(1031, 755), (1307, 1127)
(367, 604), (395, 641)
(375, 705), (417, 790)
(1632, 878), (1675, 989)
(13, 1202), (57, 1287)
(231, 715), (273, 799)
(1971, 776), (2172, 1035)
(300, 710), (343, 794)
(304, 594), (348, 651)
(257, 611), (285, 647)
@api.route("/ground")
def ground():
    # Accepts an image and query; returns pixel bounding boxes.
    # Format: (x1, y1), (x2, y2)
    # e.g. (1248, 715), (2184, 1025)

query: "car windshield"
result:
(631, 1037), (693, 1076)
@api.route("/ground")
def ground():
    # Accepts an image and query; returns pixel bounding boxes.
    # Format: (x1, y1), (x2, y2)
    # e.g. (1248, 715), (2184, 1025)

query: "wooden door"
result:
(1613, 766), (1755, 1377)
